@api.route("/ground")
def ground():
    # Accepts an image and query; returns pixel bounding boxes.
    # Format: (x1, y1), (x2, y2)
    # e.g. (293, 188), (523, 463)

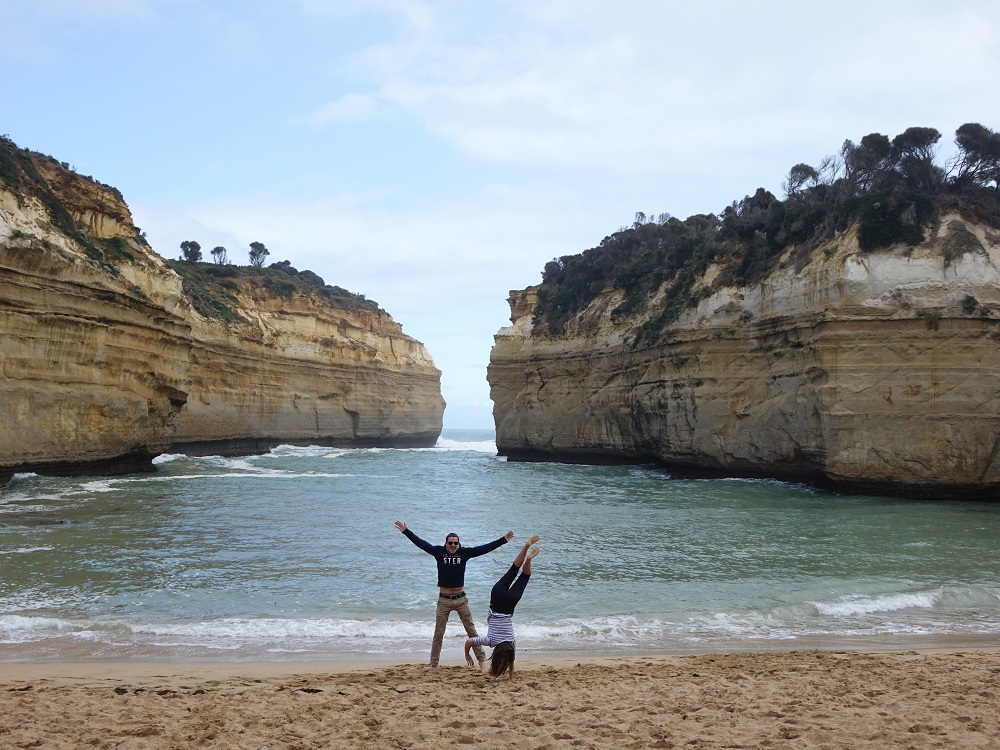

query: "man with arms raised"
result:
(395, 520), (512, 672)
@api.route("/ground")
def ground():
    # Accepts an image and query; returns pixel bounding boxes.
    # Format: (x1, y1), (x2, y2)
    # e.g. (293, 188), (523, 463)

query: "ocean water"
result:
(2, 428), (1000, 665)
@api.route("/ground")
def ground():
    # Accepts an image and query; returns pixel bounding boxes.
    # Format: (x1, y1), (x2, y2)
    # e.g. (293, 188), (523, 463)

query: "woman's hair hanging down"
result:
(489, 641), (515, 677)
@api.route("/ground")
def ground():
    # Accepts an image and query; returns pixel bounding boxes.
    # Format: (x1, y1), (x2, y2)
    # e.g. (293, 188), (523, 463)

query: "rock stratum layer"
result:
(490, 215), (1000, 499)
(1, 146), (443, 484)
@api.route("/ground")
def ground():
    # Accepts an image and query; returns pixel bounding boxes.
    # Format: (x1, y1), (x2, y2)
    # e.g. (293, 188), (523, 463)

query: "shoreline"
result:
(3, 644), (1000, 684)
(3, 648), (999, 748)
(3, 629), (999, 671)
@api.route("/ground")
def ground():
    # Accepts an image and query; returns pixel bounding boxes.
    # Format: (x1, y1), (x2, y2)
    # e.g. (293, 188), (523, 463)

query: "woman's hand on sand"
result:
(464, 638), (475, 667)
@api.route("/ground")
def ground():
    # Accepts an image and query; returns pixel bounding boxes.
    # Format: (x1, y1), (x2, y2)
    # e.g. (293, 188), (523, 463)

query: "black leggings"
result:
(489, 563), (530, 615)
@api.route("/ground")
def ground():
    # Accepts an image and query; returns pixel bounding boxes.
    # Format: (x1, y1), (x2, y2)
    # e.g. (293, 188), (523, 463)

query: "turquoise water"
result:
(2, 429), (1000, 664)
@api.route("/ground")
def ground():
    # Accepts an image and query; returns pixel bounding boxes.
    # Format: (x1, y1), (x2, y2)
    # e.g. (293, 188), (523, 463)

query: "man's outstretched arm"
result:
(394, 520), (435, 554)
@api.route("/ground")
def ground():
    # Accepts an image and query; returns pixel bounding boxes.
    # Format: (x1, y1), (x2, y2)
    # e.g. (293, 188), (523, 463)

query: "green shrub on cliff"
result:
(0, 136), (21, 187)
(1, 136), (82, 240)
(1, 135), (144, 268)
(167, 261), (246, 322)
(532, 123), (1000, 342)
(166, 259), (382, 322)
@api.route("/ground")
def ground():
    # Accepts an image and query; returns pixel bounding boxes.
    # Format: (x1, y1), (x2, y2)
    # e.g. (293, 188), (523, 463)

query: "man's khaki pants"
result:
(431, 594), (485, 667)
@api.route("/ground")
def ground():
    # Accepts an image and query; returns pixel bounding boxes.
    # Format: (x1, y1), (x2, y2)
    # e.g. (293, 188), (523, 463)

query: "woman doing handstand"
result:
(464, 535), (540, 680)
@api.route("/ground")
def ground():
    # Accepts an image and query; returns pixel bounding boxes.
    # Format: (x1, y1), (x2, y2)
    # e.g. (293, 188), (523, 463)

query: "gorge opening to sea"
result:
(3, 429), (1000, 665)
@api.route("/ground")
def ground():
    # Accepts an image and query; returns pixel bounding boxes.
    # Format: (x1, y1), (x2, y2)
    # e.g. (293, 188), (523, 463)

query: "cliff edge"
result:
(1, 138), (444, 484)
(489, 125), (1000, 499)
(490, 216), (1000, 499)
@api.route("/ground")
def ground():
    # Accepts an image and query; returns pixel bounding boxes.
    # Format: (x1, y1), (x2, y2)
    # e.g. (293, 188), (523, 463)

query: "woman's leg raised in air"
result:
(512, 535), (540, 568)
(522, 544), (540, 576)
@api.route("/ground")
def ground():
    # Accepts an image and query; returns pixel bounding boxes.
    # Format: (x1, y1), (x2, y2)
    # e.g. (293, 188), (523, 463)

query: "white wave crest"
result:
(130, 617), (434, 640)
(268, 445), (345, 458)
(78, 480), (120, 493)
(152, 453), (186, 465)
(812, 590), (940, 617)
(0, 546), (54, 556)
(0, 614), (75, 643)
(108, 471), (350, 484)
(434, 438), (497, 453)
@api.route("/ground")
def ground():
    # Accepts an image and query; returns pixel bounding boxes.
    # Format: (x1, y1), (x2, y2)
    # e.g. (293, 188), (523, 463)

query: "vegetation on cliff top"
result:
(167, 259), (382, 322)
(1, 134), (146, 274)
(1, 135), (382, 322)
(533, 123), (1000, 340)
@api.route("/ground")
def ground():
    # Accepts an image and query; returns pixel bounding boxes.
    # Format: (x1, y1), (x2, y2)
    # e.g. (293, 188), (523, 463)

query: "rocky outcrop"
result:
(489, 215), (1000, 499)
(1, 143), (443, 484)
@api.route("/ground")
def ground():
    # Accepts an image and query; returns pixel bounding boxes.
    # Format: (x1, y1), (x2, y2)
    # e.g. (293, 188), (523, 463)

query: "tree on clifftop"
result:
(952, 123), (1000, 189)
(211, 245), (228, 264)
(249, 241), (270, 267)
(532, 122), (1000, 336)
(180, 240), (202, 262)
(783, 163), (819, 198)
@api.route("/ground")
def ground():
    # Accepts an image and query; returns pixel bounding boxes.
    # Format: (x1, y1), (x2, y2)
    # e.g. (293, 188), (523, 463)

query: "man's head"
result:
(445, 533), (460, 551)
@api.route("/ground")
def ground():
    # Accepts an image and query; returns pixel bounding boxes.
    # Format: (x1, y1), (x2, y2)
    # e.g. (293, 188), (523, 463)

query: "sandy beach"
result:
(3, 649), (999, 749)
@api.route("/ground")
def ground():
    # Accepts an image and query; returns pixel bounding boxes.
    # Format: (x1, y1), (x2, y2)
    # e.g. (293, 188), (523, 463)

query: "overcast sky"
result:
(5, 1), (1000, 428)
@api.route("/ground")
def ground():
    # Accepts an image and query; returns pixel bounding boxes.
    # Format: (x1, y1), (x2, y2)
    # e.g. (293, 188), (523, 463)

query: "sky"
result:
(4, 1), (1000, 428)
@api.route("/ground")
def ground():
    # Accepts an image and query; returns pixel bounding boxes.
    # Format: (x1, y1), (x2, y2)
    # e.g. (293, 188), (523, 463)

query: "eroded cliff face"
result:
(489, 215), (1000, 498)
(1, 148), (443, 483)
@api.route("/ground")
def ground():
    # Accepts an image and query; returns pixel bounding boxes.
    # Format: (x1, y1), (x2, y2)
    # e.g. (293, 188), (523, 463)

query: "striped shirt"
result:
(470, 608), (515, 648)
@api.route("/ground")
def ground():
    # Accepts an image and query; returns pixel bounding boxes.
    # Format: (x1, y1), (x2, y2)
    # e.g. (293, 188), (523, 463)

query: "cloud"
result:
(134, 177), (591, 321)
(300, 94), (379, 125)
(319, 1), (1000, 180)
(293, 0), (435, 31)
(18, 0), (155, 15)
(0, 0), (156, 61)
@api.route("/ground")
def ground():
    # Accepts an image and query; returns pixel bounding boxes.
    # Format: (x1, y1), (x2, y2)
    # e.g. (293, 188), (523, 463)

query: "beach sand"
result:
(3, 649), (999, 749)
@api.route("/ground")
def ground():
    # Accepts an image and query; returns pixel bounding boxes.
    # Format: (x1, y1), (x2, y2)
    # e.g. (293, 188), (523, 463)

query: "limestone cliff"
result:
(489, 215), (1000, 499)
(1, 139), (444, 484)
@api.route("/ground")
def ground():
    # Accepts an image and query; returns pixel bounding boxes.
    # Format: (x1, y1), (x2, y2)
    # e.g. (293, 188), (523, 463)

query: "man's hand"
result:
(394, 520), (407, 533)
(504, 531), (513, 542)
